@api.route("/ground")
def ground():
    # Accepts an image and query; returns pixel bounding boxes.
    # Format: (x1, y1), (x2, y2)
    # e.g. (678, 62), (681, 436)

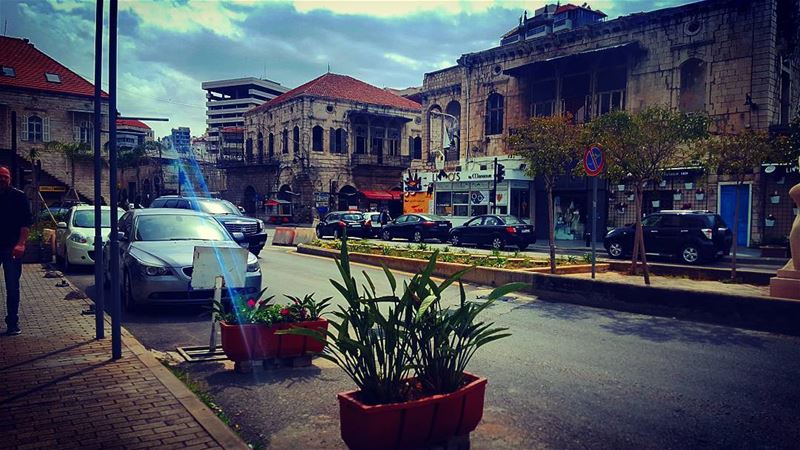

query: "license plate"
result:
(439, 224), (448, 227)
(350, 224), (361, 228)
(521, 229), (531, 233)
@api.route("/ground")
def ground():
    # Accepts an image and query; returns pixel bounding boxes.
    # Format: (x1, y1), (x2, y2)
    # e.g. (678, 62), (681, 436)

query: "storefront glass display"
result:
(553, 194), (586, 240)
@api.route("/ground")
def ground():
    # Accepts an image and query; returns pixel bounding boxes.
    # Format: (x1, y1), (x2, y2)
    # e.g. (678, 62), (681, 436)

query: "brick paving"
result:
(0, 264), (247, 450)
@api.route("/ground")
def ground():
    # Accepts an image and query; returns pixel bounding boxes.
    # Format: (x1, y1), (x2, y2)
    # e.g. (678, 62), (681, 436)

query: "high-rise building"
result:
(202, 78), (289, 154)
(169, 126), (191, 154)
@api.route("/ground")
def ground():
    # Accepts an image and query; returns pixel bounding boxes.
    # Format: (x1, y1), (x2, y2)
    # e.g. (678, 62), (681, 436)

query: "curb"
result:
(59, 273), (250, 450)
(296, 245), (800, 336)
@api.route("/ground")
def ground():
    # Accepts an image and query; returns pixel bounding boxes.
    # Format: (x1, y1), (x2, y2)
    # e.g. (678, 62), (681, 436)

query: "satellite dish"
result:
(764, 165), (776, 173)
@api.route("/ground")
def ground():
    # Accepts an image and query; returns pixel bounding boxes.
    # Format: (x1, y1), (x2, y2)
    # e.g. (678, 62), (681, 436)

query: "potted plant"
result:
(626, 191), (634, 202)
(21, 222), (53, 264)
(616, 184), (625, 192)
(280, 237), (524, 449)
(770, 191), (780, 204)
(215, 289), (330, 365)
(684, 181), (694, 190)
(695, 188), (705, 201)
(659, 179), (668, 188)
(651, 199), (661, 208)
(673, 189), (682, 201)
(765, 214), (776, 227)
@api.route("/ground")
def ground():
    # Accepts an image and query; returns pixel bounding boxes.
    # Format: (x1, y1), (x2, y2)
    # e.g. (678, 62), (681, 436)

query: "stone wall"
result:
(0, 88), (110, 203)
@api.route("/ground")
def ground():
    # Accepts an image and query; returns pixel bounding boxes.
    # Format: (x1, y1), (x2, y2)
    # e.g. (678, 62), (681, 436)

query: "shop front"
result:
(535, 176), (608, 242)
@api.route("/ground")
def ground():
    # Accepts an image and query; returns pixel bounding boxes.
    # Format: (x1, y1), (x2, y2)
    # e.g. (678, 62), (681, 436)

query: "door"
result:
(654, 214), (683, 255)
(403, 215), (421, 239)
(641, 214), (663, 253)
(462, 217), (483, 244)
(719, 184), (750, 247)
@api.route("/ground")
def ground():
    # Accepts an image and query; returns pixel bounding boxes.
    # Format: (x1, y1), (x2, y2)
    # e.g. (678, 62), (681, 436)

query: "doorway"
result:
(718, 183), (751, 247)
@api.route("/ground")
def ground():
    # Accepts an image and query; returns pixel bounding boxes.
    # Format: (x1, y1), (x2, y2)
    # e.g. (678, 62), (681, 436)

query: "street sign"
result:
(584, 145), (604, 177)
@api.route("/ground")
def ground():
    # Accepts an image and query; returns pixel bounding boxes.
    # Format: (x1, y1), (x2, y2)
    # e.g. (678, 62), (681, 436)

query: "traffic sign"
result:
(584, 145), (604, 177)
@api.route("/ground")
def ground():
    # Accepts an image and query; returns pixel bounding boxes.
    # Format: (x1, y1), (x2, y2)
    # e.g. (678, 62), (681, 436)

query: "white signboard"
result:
(190, 246), (249, 290)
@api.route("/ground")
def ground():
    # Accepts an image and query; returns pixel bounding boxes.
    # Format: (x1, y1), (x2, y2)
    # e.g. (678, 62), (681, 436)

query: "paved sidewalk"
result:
(0, 264), (247, 450)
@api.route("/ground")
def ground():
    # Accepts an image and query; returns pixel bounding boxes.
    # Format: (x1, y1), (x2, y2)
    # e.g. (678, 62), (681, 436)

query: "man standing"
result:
(0, 166), (32, 336)
(379, 207), (392, 226)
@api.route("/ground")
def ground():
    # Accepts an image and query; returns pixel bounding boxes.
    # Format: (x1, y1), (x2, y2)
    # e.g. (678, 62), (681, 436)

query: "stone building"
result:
(0, 36), (110, 206)
(225, 73), (423, 222)
(418, 0), (800, 246)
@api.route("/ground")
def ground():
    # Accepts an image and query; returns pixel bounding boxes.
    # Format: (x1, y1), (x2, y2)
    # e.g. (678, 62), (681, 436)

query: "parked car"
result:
(381, 214), (452, 243)
(603, 210), (732, 264)
(103, 208), (262, 311)
(449, 215), (535, 250)
(38, 200), (86, 221)
(366, 212), (382, 237)
(315, 211), (371, 239)
(55, 205), (125, 271)
(149, 196), (267, 256)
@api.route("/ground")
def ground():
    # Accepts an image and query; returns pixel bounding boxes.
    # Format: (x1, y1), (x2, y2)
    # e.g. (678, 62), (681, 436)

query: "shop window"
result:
(485, 93), (504, 135)
(312, 125), (324, 151)
(453, 191), (469, 216)
(435, 191), (452, 216)
(679, 58), (706, 113)
(553, 194), (586, 240)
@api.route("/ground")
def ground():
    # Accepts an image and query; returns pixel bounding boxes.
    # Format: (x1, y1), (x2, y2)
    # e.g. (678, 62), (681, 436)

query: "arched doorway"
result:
(338, 185), (358, 211)
(243, 185), (257, 215)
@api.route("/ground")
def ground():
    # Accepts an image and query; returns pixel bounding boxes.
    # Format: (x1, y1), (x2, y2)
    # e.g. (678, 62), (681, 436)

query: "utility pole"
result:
(492, 157), (497, 214)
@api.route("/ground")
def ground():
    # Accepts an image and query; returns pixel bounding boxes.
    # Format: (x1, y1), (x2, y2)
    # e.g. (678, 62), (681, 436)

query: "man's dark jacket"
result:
(0, 188), (33, 251)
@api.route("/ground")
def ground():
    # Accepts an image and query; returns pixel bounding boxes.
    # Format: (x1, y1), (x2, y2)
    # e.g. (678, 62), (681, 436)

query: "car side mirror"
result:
(57, 221), (67, 229)
(231, 231), (245, 241)
(117, 231), (127, 241)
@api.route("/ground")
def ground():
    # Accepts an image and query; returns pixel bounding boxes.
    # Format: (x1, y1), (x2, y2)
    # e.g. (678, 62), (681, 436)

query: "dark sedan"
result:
(380, 214), (452, 243)
(449, 215), (535, 250)
(316, 211), (371, 239)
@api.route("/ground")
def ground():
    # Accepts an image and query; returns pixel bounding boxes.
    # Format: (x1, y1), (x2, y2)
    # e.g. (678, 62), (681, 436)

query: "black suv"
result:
(149, 196), (267, 256)
(604, 210), (732, 264)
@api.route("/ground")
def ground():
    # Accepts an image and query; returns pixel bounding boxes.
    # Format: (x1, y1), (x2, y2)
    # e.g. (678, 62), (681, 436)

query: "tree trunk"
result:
(637, 187), (651, 285)
(548, 185), (556, 274)
(731, 181), (741, 281)
(630, 186), (641, 275)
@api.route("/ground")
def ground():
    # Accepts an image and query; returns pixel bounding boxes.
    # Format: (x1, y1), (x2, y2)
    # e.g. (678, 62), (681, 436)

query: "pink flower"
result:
(247, 299), (256, 309)
(280, 308), (290, 316)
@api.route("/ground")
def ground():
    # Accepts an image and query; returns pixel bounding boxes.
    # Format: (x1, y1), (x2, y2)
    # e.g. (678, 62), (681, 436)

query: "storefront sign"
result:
(314, 192), (330, 202)
(39, 185), (66, 193)
(403, 192), (431, 214)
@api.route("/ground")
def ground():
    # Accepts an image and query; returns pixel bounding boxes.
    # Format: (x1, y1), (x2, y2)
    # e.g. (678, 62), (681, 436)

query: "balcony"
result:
(217, 154), (279, 169)
(351, 153), (412, 168)
(553, 18), (572, 32)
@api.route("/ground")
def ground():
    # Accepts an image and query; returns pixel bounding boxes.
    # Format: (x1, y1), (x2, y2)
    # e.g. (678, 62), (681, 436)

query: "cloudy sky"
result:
(2, 0), (690, 138)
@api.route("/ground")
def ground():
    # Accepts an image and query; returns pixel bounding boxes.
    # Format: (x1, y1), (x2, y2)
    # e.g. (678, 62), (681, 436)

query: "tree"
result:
(699, 129), (778, 280)
(44, 141), (92, 202)
(587, 106), (709, 284)
(118, 141), (162, 202)
(507, 114), (583, 273)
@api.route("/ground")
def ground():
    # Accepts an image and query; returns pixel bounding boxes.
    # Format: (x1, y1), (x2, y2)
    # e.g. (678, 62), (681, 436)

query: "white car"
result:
(55, 205), (125, 270)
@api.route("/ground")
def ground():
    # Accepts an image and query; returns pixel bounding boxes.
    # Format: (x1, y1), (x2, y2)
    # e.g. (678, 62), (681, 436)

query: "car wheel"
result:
(607, 241), (624, 258)
(122, 271), (137, 312)
(680, 244), (701, 265)
(491, 235), (505, 251)
(517, 244), (528, 251)
(382, 229), (392, 241)
(450, 234), (461, 247)
(315, 227), (323, 239)
(412, 231), (423, 243)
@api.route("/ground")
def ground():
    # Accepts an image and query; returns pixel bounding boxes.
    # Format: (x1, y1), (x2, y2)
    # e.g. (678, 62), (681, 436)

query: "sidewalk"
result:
(0, 264), (247, 450)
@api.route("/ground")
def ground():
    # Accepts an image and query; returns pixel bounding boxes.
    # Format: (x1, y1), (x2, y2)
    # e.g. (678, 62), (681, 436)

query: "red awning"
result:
(360, 190), (401, 201)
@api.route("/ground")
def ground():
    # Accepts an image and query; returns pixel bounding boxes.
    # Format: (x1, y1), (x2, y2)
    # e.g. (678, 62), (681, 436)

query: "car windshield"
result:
(196, 199), (240, 215)
(72, 209), (123, 228)
(501, 216), (526, 225)
(135, 215), (230, 241)
(341, 214), (364, 221)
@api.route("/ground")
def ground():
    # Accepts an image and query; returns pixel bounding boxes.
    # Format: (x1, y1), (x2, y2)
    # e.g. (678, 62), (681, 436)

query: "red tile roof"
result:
(247, 73), (422, 116)
(116, 119), (151, 130)
(0, 36), (107, 98)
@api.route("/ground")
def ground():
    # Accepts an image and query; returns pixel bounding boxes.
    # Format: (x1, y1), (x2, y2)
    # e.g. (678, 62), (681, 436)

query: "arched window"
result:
(257, 132), (264, 163)
(679, 58), (706, 113)
(268, 132), (275, 157)
(413, 136), (422, 160)
(485, 93), (504, 135)
(282, 129), (288, 154)
(245, 137), (254, 162)
(293, 126), (300, 153)
(26, 115), (44, 142)
(312, 125), (324, 151)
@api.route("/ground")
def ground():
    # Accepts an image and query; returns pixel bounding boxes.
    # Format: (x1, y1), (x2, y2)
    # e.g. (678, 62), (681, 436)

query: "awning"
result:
(504, 41), (638, 77)
(264, 199), (291, 206)
(360, 190), (402, 201)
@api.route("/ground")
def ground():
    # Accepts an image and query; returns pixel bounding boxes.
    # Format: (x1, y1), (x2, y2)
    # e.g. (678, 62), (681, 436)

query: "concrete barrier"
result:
(607, 261), (774, 286)
(272, 227), (296, 246)
(296, 243), (800, 336)
(292, 228), (317, 246)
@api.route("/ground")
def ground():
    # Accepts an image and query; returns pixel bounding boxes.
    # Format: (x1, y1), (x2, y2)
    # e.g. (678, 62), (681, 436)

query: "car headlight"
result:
(247, 261), (260, 272)
(257, 219), (265, 232)
(68, 233), (89, 244)
(143, 265), (170, 276)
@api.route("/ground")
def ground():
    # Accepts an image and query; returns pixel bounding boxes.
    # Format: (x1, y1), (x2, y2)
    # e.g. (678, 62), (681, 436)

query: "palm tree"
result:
(118, 141), (162, 202)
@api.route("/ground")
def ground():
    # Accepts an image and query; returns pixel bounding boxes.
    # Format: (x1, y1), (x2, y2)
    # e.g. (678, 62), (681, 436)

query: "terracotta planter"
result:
(220, 319), (328, 361)
(337, 372), (487, 450)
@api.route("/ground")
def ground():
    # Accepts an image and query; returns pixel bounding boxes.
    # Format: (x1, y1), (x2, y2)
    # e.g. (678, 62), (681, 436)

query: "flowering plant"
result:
(214, 287), (330, 326)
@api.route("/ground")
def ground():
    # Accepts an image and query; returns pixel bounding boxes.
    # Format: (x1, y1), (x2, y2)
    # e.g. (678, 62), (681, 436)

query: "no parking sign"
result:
(584, 145), (604, 177)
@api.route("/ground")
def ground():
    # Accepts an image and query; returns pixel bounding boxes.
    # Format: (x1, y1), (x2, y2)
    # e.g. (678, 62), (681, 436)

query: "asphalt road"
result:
(64, 244), (800, 449)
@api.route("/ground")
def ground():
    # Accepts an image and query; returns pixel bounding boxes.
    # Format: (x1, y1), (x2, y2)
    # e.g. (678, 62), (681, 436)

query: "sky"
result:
(1, 0), (691, 139)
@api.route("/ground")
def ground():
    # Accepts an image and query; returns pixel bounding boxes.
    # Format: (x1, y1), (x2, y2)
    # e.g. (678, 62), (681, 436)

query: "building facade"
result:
(0, 36), (110, 206)
(117, 119), (153, 151)
(202, 77), (290, 155)
(224, 73), (423, 222)
(418, 0), (800, 245)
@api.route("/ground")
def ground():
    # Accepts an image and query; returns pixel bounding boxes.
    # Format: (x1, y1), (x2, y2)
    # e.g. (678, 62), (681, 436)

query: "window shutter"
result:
(43, 116), (51, 142)
(21, 114), (28, 141)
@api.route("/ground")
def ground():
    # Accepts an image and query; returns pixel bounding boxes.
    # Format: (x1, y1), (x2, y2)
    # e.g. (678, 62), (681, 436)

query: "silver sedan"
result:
(104, 208), (262, 311)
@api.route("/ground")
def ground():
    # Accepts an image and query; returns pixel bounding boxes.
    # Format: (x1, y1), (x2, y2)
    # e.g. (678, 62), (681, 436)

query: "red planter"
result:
(337, 372), (487, 450)
(219, 319), (328, 361)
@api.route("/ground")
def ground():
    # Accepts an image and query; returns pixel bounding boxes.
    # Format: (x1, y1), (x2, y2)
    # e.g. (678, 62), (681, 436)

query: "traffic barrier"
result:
(271, 227), (296, 246)
(291, 228), (317, 246)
